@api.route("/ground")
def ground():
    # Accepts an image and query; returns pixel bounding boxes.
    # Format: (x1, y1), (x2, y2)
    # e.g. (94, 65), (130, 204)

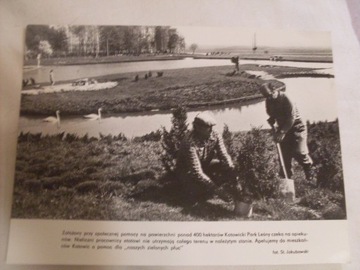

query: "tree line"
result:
(25, 25), (187, 58)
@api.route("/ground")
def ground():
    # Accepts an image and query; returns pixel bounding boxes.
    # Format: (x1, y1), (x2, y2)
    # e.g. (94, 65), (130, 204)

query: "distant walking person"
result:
(231, 56), (239, 71)
(49, 69), (55, 86)
(260, 82), (315, 186)
(37, 53), (41, 67)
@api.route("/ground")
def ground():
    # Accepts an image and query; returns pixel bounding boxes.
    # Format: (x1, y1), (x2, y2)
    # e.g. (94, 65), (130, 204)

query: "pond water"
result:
(19, 59), (337, 138)
(19, 76), (337, 138)
(23, 57), (333, 84)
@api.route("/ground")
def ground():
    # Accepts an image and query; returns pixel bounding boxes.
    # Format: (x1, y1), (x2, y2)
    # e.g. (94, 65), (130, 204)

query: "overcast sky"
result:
(176, 26), (332, 49)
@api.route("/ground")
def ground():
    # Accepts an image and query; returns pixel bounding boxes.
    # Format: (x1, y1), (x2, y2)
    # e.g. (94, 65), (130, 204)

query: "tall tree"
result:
(123, 27), (136, 54)
(141, 26), (156, 53)
(50, 28), (68, 53)
(132, 26), (145, 54)
(25, 25), (52, 52)
(155, 26), (170, 52)
(154, 26), (163, 52)
(38, 40), (53, 56)
(167, 29), (179, 53)
(99, 25), (126, 56)
(86, 26), (100, 57)
(177, 36), (186, 53)
(190, 43), (198, 54)
(70, 25), (87, 56)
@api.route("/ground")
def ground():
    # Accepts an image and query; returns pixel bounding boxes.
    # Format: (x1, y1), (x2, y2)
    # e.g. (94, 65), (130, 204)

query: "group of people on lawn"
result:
(176, 82), (315, 208)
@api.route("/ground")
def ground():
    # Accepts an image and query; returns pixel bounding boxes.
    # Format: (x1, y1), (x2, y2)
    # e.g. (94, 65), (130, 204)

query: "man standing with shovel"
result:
(260, 82), (316, 187)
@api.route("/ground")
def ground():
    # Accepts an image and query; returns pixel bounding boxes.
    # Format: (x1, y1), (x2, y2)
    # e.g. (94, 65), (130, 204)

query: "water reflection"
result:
(18, 76), (338, 138)
(19, 59), (337, 138)
(19, 100), (265, 138)
(24, 58), (232, 84)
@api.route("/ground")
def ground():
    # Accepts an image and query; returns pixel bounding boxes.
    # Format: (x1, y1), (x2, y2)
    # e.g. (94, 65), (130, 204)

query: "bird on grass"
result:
(83, 108), (102, 122)
(43, 110), (61, 128)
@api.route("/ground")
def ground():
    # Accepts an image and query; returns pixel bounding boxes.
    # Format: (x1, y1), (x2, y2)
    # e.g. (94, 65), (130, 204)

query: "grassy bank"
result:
(20, 64), (330, 116)
(194, 54), (333, 63)
(11, 120), (345, 221)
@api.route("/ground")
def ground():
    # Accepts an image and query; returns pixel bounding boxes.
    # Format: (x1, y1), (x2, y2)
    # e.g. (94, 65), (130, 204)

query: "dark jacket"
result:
(266, 92), (305, 135)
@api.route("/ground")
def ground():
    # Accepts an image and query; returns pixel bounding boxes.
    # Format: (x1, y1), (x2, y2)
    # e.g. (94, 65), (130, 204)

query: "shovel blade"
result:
(234, 201), (253, 217)
(279, 178), (296, 203)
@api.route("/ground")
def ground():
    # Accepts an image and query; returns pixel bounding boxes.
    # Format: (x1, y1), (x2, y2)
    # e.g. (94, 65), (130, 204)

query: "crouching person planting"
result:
(176, 112), (242, 207)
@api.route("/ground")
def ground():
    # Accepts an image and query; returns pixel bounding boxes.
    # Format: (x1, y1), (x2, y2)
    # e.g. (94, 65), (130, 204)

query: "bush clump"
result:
(236, 128), (279, 199)
(308, 121), (344, 193)
(133, 130), (162, 142)
(161, 106), (188, 175)
(298, 188), (345, 211)
(222, 124), (236, 159)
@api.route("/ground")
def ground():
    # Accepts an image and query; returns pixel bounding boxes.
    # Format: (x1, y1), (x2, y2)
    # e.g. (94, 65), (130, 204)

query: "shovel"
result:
(272, 126), (296, 203)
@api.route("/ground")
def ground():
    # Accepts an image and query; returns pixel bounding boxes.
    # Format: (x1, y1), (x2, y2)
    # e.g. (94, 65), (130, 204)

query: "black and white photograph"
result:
(5, 0), (360, 268)
(12, 24), (346, 222)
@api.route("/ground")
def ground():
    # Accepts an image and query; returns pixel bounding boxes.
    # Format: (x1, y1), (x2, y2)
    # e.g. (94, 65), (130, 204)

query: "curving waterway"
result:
(19, 59), (337, 138)
(23, 57), (333, 84)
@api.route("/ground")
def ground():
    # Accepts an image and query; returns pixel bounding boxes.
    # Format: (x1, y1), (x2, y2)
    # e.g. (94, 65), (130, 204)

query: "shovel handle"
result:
(276, 143), (289, 179)
(271, 125), (289, 179)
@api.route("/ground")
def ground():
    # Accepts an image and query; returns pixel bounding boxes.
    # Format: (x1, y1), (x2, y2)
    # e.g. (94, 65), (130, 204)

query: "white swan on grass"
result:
(43, 110), (61, 128)
(83, 108), (102, 122)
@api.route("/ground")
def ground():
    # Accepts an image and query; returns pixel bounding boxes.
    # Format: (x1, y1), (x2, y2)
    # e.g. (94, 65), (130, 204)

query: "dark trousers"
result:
(180, 159), (240, 204)
(279, 128), (313, 179)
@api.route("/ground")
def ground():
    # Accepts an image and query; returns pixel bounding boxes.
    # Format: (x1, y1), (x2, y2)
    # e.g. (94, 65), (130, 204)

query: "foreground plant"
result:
(160, 106), (188, 175)
(236, 127), (279, 200)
